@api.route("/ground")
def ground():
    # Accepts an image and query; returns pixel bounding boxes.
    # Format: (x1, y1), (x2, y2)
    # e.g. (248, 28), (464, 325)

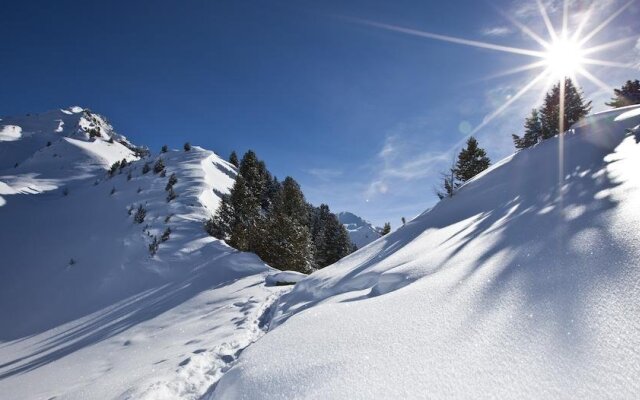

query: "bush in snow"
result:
(68, 258), (76, 266)
(142, 162), (151, 174)
(164, 214), (173, 223)
(119, 158), (128, 170)
(134, 205), (146, 224)
(183, 142), (191, 151)
(62, 187), (69, 196)
(148, 236), (159, 256)
(161, 227), (171, 242)
(137, 187), (142, 193)
(161, 145), (168, 153)
(109, 161), (121, 177)
(153, 158), (165, 174)
(380, 222), (391, 235)
(108, 136), (114, 144)
(46, 141), (51, 147)
(166, 187), (177, 202)
(165, 173), (177, 191)
(110, 186), (116, 195)
(127, 171), (132, 181)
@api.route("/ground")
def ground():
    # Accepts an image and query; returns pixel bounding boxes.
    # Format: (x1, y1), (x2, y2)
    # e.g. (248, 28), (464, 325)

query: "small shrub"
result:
(108, 137), (115, 144)
(166, 187), (177, 202)
(183, 142), (191, 151)
(69, 258), (76, 266)
(165, 173), (178, 191)
(120, 158), (128, 170)
(110, 186), (116, 195)
(161, 227), (171, 242)
(46, 141), (52, 147)
(134, 205), (146, 224)
(148, 236), (159, 256)
(164, 214), (173, 223)
(62, 187), (69, 196)
(161, 145), (168, 153)
(109, 161), (121, 177)
(137, 187), (142, 193)
(142, 162), (151, 174)
(153, 158), (165, 174)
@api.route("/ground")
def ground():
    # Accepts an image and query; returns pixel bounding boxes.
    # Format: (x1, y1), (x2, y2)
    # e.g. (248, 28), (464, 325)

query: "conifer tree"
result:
(229, 151), (239, 168)
(513, 109), (543, 150)
(606, 79), (640, 108)
(153, 158), (165, 174)
(540, 78), (591, 138)
(453, 136), (491, 183)
(380, 222), (391, 236)
(436, 167), (456, 200)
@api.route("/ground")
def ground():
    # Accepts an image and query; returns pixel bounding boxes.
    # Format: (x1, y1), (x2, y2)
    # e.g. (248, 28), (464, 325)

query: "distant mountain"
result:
(337, 211), (381, 249)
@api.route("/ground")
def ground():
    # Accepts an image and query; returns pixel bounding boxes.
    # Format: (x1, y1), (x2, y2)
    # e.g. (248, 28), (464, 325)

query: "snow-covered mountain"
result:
(337, 211), (381, 249)
(212, 106), (640, 399)
(0, 107), (287, 399)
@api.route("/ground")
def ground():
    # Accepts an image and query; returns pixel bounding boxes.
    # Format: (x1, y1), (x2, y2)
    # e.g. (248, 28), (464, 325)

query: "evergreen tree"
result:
(161, 145), (168, 153)
(279, 177), (308, 225)
(436, 167), (456, 200)
(153, 158), (165, 174)
(380, 222), (391, 236)
(184, 142), (191, 151)
(229, 151), (239, 168)
(513, 109), (543, 150)
(309, 204), (351, 268)
(453, 137), (491, 183)
(606, 79), (640, 108)
(540, 78), (591, 138)
(401, 217), (406, 225)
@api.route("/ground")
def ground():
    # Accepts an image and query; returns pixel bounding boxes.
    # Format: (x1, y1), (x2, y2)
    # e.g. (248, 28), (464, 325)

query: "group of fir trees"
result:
(513, 78), (591, 150)
(205, 150), (352, 273)
(437, 136), (491, 199)
(606, 79), (640, 108)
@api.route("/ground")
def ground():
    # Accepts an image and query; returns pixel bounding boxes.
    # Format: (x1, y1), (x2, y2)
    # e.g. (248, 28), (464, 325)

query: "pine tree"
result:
(380, 222), (391, 236)
(153, 158), (165, 174)
(184, 142), (191, 151)
(436, 167), (456, 200)
(453, 137), (491, 183)
(606, 79), (640, 108)
(401, 217), (406, 225)
(229, 151), (239, 168)
(513, 109), (543, 150)
(279, 177), (308, 225)
(309, 204), (351, 268)
(142, 162), (151, 174)
(134, 205), (146, 223)
(161, 145), (168, 153)
(540, 78), (591, 138)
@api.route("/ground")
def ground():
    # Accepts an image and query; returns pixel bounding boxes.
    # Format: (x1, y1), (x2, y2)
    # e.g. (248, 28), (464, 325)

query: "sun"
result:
(350, 0), (637, 135)
(544, 36), (584, 79)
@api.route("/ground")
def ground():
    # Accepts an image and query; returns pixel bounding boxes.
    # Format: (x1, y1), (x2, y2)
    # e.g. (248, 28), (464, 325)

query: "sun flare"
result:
(544, 36), (584, 78)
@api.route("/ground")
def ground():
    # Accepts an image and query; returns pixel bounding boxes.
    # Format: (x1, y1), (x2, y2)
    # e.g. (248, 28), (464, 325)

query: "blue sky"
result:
(2, 0), (639, 227)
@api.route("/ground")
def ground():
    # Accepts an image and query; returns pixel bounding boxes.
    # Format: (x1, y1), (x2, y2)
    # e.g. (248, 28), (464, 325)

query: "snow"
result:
(0, 108), (282, 399)
(337, 211), (381, 248)
(211, 105), (640, 399)
(265, 271), (307, 286)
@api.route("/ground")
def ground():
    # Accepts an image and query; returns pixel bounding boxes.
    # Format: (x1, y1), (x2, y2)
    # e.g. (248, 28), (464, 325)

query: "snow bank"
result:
(265, 271), (307, 286)
(212, 106), (640, 399)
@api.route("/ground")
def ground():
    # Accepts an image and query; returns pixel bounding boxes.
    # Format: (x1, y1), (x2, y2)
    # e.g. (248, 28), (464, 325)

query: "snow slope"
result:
(212, 106), (640, 399)
(0, 108), (284, 399)
(337, 211), (381, 249)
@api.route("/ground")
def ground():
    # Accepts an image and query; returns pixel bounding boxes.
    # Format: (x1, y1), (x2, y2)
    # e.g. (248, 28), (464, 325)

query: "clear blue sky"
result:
(2, 0), (638, 226)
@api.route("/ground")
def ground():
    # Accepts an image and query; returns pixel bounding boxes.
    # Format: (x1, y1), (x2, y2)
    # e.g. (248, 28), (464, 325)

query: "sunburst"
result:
(347, 0), (638, 135)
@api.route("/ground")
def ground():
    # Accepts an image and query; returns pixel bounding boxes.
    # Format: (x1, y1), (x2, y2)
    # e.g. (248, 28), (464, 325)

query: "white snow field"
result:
(0, 108), (286, 399)
(337, 211), (382, 249)
(211, 105), (640, 399)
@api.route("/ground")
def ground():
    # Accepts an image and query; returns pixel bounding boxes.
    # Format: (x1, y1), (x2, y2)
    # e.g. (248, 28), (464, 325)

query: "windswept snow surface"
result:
(0, 108), (284, 399)
(337, 211), (382, 249)
(212, 106), (640, 399)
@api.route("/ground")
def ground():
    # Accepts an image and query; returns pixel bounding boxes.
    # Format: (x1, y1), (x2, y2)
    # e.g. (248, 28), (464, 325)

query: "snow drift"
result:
(212, 106), (640, 399)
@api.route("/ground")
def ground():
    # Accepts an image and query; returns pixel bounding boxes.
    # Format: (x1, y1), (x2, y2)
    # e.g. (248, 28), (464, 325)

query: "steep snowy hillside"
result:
(212, 106), (640, 399)
(0, 108), (284, 399)
(337, 211), (381, 248)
